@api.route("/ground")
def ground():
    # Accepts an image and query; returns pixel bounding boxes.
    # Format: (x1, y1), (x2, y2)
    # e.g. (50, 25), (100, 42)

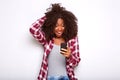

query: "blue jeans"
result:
(48, 76), (69, 80)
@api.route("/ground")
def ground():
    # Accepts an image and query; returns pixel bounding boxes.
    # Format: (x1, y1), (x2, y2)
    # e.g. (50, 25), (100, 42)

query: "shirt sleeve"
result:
(66, 36), (81, 68)
(29, 16), (46, 46)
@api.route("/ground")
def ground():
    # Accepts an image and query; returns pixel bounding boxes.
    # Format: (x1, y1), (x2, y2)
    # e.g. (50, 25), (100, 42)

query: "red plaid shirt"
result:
(29, 16), (81, 80)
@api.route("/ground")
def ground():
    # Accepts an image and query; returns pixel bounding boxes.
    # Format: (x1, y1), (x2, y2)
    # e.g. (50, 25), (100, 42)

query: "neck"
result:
(53, 37), (65, 45)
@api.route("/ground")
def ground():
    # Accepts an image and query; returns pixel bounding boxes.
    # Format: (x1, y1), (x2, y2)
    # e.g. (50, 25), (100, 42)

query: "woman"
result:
(29, 3), (81, 80)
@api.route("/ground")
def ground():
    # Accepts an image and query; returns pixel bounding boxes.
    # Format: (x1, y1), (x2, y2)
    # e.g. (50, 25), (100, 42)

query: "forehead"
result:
(56, 18), (64, 24)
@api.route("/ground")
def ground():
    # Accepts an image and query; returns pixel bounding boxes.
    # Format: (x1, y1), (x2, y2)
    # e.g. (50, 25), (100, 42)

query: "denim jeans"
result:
(48, 76), (69, 80)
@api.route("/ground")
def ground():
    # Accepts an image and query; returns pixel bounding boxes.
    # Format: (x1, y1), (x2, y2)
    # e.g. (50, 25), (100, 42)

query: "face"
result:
(54, 18), (65, 38)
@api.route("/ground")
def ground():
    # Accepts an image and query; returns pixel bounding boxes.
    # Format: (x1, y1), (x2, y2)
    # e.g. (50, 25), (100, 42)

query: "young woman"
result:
(29, 3), (81, 80)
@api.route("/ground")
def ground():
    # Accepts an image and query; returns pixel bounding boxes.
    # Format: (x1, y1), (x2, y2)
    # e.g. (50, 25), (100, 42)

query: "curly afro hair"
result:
(42, 3), (78, 42)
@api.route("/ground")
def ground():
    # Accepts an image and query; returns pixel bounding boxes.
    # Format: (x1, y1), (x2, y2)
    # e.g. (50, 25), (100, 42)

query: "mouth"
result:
(56, 31), (63, 36)
(57, 32), (62, 34)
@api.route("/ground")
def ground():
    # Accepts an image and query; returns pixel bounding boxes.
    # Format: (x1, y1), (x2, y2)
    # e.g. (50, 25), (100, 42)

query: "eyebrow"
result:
(56, 23), (64, 26)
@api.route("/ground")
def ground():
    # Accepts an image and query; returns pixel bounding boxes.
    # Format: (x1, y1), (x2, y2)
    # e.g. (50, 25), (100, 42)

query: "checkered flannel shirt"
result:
(29, 16), (81, 80)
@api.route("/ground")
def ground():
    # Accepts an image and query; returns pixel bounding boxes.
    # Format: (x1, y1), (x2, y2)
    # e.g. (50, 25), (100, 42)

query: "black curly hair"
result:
(42, 3), (78, 42)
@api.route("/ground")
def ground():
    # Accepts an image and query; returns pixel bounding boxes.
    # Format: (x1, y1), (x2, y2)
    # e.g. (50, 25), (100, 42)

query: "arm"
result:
(29, 16), (46, 46)
(66, 36), (81, 68)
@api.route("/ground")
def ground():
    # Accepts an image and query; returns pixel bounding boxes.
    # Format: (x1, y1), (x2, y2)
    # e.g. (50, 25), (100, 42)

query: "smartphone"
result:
(61, 43), (67, 49)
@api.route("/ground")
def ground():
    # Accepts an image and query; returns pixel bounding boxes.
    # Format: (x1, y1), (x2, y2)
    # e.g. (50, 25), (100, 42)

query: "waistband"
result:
(48, 75), (69, 80)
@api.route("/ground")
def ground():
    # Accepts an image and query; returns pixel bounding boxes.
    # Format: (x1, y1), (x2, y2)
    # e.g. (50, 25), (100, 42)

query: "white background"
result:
(0, 0), (120, 80)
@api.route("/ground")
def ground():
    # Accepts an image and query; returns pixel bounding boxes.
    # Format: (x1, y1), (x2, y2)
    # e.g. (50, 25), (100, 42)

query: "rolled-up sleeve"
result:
(29, 16), (46, 45)
(66, 36), (81, 68)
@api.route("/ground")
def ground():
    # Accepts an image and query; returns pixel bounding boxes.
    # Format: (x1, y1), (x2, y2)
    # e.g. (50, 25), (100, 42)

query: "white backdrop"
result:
(0, 0), (120, 80)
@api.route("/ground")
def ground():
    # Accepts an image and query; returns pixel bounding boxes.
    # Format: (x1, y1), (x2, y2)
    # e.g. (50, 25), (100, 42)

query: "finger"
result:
(60, 52), (68, 57)
(64, 54), (69, 58)
(61, 48), (67, 52)
(60, 50), (66, 54)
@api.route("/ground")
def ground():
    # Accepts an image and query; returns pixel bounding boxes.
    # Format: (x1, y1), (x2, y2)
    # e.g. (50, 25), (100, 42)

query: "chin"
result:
(56, 35), (62, 38)
(56, 36), (61, 38)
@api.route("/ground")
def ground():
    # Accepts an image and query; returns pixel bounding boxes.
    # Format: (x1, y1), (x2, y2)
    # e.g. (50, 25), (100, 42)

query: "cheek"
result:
(62, 27), (65, 32)
(54, 28), (57, 32)
(62, 27), (65, 30)
(54, 27), (58, 30)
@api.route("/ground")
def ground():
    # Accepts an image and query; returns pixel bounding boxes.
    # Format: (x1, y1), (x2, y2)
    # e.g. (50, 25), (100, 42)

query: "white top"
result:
(48, 44), (67, 76)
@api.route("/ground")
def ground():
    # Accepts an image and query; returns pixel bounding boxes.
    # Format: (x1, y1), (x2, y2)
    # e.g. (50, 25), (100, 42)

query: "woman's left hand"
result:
(60, 47), (71, 58)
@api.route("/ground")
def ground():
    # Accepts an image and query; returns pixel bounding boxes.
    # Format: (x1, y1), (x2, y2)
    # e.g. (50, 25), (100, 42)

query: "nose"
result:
(56, 26), (63, 30)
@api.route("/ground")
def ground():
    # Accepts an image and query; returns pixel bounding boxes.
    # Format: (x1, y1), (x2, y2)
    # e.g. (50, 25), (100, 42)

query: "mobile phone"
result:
(61, 43), (67, 49)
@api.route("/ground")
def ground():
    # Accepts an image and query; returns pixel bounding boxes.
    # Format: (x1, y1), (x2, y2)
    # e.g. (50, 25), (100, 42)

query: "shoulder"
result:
(68, 36), (78, 43)
(67, 36), (79, 47)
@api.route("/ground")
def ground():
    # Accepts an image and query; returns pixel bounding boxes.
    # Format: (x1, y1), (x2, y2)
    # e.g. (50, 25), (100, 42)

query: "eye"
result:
(55, 24), (58, 27)
(61, 24), (65, 27)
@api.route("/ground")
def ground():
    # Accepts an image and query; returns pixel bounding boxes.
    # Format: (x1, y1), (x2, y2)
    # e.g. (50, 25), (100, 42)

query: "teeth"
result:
(58, 32), (61, 34)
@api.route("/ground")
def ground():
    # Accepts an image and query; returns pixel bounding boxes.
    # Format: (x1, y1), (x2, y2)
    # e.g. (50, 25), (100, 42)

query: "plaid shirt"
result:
(29, 16), (81, 80)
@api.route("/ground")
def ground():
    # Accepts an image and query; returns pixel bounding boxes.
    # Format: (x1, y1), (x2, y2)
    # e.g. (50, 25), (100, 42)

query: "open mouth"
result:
(57, 32), (62, 35)
(55, 31), (63, 37)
